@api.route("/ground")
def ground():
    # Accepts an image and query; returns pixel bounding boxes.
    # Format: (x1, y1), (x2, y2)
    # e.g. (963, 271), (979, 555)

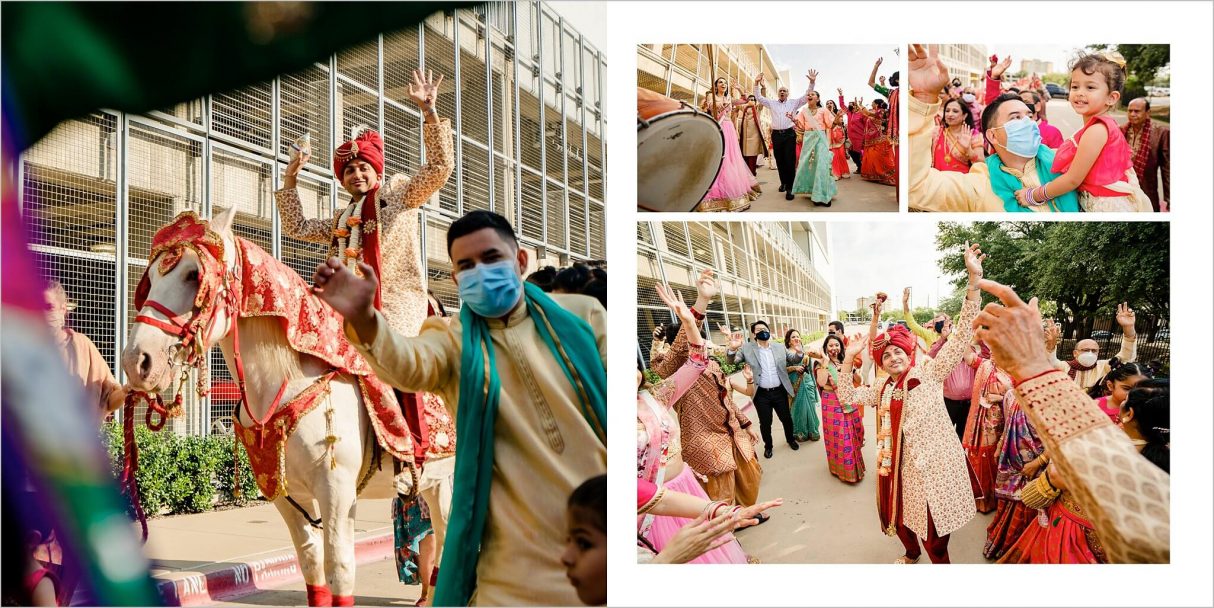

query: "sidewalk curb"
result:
(156, 531), (394, 606)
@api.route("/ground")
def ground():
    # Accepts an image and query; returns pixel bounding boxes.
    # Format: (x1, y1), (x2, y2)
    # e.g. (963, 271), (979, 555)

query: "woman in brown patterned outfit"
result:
(650, 270), (764, 507)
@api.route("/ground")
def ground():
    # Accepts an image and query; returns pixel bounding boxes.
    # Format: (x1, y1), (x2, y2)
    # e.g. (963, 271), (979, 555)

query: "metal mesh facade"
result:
(637, 222), (833, 363)
(19, 2), (606, 436)
(637, 44), (782, 106)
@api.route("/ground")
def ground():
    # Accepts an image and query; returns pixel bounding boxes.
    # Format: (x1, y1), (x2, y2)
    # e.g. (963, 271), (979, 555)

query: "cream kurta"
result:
(1013, 370), (1169, 563)
(908, 96), (1005, 212)
(345, 293), (606, 607)
(1050, 338), (1137, 391)
(276, 119), (454, 338)
(837, 298), (980, 538)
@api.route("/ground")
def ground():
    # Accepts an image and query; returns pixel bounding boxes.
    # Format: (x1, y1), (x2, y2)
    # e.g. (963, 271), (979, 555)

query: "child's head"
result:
(1068, 51), (1126, 117)
(563, 475), (607, 606)
(1087, 361), (1148, 402)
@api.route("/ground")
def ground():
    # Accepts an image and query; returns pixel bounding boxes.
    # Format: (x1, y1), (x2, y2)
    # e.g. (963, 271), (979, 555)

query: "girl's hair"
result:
(568, 474), (607, 532)
(1069, 52), (1127, 95)
(942, 97), (975, 130)
(821, 334), (846, 365)
(1124, 379), (1169, 473)
(825, 99), (838, 113)
(872, 98), (887, 110)
(554, 262), (592, 293)
(661, 320), (707, 345)
(1087, 361), (1147, 398)
(426, 289), (448, 317)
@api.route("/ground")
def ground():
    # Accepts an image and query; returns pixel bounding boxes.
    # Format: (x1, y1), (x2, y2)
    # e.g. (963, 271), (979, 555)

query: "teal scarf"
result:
(435, 282), (606, 606)
(986, 144), (1080, 213)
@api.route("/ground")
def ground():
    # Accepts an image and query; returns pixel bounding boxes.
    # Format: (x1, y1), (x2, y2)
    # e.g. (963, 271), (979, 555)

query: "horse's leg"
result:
(271, 497), (330, 607)
(315, 380), (367, 606)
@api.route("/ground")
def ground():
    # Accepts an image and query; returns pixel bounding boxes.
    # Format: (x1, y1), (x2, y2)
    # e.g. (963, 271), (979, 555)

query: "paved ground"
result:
(747, 163), (898, 213)
(215, 557), (417, 607)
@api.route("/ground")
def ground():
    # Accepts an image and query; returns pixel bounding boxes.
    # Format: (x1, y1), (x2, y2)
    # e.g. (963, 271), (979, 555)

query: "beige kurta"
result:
(57, 329), (124, 417)
(345, 293), (606, 607)
(736, 105), (766, 156)
(837, 298), (980, 538)
(1013, 370), (1168, 563)
(276, 119), (455, 338)
(1050, 338), (1137, 391)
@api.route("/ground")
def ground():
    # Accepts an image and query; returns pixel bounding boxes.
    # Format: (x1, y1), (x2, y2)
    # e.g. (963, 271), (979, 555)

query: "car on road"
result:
(1045, 83), (1067, 99)
(1091, 330), (1113, 340)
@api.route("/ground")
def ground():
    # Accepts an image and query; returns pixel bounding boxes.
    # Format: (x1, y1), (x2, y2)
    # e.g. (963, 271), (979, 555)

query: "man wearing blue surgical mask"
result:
(310, 209), (605, 607)
(907, 44), (1081, 213)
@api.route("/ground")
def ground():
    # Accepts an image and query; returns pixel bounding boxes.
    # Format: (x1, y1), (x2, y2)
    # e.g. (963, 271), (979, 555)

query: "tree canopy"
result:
(1087, 44), (1171, 84)
(935, 222), (1168, 339)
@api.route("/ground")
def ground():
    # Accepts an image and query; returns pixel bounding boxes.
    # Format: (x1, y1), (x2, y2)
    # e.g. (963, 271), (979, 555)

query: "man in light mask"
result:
(1047, 303), (1139, 392)
(310, 209), (606, 607)
(906, 44), (1081, 213)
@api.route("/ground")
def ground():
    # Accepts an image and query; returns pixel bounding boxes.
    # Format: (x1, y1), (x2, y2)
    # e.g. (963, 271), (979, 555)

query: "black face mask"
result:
(934, 320), (946, 333)
(756, 331), (770, 341)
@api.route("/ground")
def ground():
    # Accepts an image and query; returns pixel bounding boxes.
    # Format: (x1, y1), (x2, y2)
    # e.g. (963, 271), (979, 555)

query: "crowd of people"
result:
(17, 68), (609, 608)
(637, 244), (1169, 566)
(909, 44), (1169, 213)
(694, 57), (899, 211)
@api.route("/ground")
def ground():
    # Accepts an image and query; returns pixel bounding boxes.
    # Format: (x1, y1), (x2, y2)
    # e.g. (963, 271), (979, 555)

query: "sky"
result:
(546, 2), (606, 49)
(828, 222), (971, 314)
(766, 44), (901, 108)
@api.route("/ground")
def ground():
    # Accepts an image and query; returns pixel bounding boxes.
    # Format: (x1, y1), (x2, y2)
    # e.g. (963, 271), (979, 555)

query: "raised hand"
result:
(696, 268), (719, 300)
(973, 280), (1054, 381)
(755, 73), (765, 86)
(807, 69), (818, 82)
(843, 333), (869, 364)
(408, 69), (444, 115)
(312, 258), (379, 339)
(902, 286), (911, 311)
(652, 323), (665, 340)
(728, 329), (744, 351)
(741, 364), (753, 384)
(874, 57), (883, 69)
(1043, 318), (1062, 351)
(963, 242), (986, 283)
(655, 283), (693, 326)
(908, 44), (950, 102)
(837, 87), (843, 96)
(285, 147), (311, 178)
(992, 55), (1012, 80)
(1116, 303), (1137, 336)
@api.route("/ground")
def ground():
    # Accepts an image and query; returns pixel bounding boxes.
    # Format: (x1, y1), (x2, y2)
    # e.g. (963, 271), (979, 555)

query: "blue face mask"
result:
(991, 117), (1042, 158)
(456, 260), (522, 318)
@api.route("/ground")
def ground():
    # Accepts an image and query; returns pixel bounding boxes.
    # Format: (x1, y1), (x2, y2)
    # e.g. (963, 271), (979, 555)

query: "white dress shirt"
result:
(754, 85), (811, 131)
(755, 345), (780, 389)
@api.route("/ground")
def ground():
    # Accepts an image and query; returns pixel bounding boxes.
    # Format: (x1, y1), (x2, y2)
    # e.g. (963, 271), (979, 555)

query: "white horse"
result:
(122, 209), (402, 606)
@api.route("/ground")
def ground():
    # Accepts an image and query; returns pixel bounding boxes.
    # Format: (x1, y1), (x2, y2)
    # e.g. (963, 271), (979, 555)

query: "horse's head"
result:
(122, 209), (241, 392)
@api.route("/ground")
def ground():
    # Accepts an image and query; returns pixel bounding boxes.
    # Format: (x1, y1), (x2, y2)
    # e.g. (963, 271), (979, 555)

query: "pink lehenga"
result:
(638, 349), (748, 564)
(698, 96), (762, 212)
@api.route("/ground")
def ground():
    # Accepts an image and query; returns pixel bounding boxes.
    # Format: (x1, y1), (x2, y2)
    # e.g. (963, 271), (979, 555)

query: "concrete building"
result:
(937, 44), (988, 88)
(637, 221), (833, 362)
(19, 2), (606, 436)
(1020, 58), (1053, 76)
(637, 44), (782, 105)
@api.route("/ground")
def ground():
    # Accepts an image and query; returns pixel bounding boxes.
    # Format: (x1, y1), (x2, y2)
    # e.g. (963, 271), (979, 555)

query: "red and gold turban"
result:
(871, 324), (917, 367)
(332, 130), (384, 178)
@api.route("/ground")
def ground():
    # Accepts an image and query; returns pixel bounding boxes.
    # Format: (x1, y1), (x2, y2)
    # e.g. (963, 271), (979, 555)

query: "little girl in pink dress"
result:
(1015, 52), (1152, 212)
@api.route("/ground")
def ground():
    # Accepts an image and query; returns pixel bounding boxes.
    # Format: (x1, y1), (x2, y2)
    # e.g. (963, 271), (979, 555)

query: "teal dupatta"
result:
(434, 283), (606, 606)
(985, 144), (1080, 213)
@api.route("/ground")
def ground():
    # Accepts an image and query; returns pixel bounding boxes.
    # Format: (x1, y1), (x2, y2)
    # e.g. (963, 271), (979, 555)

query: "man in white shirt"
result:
(753, 70), (816, 200)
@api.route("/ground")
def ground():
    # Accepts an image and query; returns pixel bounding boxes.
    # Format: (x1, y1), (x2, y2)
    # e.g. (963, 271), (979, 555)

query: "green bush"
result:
(102, 423), (260, 518)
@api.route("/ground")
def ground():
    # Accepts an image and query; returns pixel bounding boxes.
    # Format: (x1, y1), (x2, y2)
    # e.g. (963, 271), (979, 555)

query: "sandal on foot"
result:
(894, 555), (921, 564)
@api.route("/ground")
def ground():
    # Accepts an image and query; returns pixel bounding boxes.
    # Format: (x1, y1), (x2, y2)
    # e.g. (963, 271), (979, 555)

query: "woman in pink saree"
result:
(637, 283), (748, 563)
(815, 335), (865, 483)
(698, 77), (761, 212)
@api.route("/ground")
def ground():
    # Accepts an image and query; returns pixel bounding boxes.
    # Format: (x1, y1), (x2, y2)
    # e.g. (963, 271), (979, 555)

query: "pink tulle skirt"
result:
(644, 466), (749, 564)
(699, 118), (760, 212)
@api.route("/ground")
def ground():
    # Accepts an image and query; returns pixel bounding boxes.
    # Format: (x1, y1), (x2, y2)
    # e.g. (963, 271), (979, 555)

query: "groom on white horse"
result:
(277, 69), (457, 604)
(312, 210), (607, 607)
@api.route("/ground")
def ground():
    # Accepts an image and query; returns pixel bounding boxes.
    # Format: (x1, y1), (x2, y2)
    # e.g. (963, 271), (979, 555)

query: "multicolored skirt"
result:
(820, 390), (865, 483)
(983, 498), (1033, 560)
(996, 495), (1107, 564)
(392, 495), (433, 584)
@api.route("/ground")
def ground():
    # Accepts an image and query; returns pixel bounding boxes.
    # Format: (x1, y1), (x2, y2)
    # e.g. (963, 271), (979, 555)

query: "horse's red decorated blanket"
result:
(233, 241), (414, 498)
(134, 213), (414, 500)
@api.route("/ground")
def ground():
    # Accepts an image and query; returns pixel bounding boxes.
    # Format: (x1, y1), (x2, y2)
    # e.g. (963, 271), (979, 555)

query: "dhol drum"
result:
(637, 88), (723, 212)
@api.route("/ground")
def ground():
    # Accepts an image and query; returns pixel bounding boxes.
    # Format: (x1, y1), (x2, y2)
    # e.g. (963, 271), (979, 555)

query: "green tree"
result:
(911, 306), (938, 325)
(935, 222), (1169, 340)
(1042, 72), (1070, 86)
